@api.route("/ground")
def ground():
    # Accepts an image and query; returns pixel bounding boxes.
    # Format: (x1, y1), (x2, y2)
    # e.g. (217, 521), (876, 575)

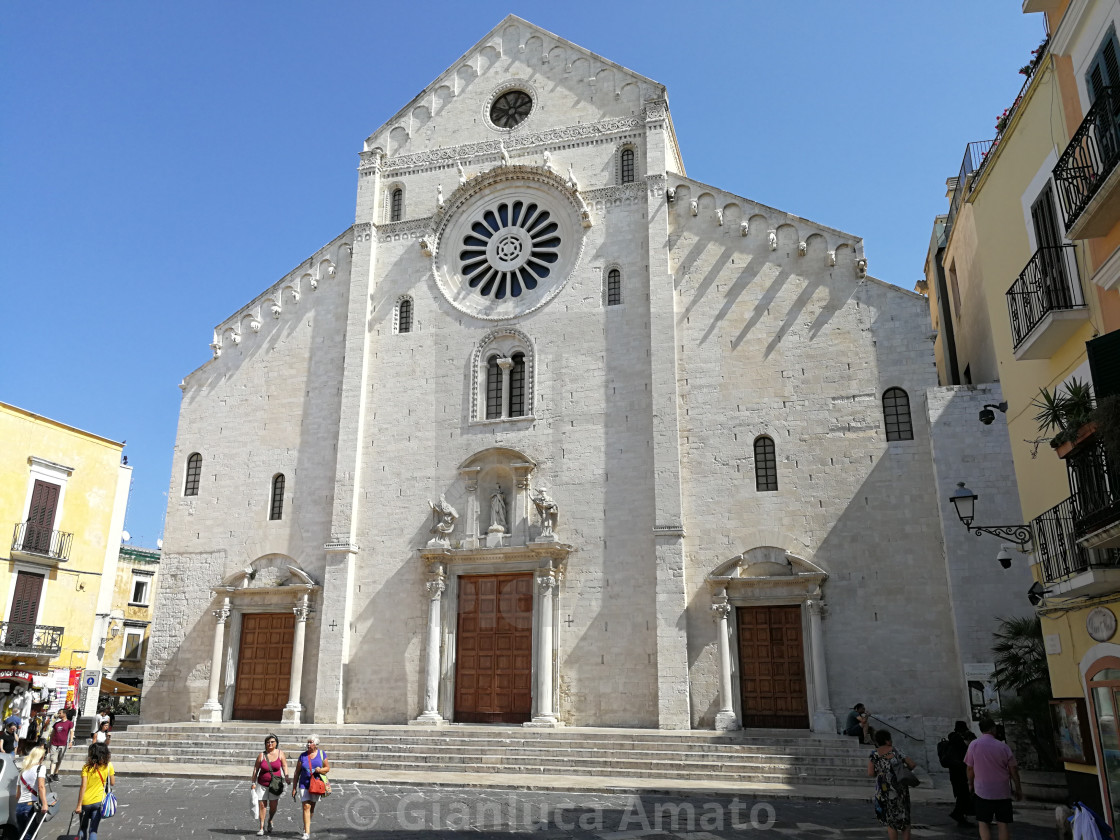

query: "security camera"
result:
(979, 407), (995, 425)
(996, 546), (1013, 569)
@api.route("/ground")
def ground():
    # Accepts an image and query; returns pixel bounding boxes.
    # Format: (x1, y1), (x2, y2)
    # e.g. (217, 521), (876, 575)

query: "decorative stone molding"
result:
(470, 328), (536, 421)
(375, 115), (643, 174)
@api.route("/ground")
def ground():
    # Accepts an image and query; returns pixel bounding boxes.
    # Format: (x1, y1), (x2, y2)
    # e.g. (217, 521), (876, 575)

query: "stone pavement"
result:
(35, 775), (1061, 839)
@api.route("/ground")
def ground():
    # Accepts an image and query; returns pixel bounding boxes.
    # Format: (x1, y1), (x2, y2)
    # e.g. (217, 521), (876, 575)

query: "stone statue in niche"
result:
(798, 241), (807, 257)
(856, 257), (868, 278)
(489, 485), (507, 533)
(665, 187), (675, 202)
(739, 220), (748, 236)
(427, 494), (458, 547)
(689, 199), (698, 217)
(456, 159), (467, 186)
(542, 150), (554, 173)
(531, 487), (559, 540)
(768, 230), (777, 251)
(500, 141), (511, 167)
(715, 208), (723, 226)
(827, 250), (837, 267)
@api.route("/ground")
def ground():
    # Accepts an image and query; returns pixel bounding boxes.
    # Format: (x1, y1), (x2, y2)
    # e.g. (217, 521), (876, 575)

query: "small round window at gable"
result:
(459, 200), (560, 300)
(490, 90), (533, 128)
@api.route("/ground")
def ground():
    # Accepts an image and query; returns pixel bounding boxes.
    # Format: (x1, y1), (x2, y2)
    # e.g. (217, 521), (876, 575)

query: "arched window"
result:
(270, 474), (285, 521)
(486, 355), (503, 419)
(883, 387), (914, 441)
(607, 268), (622, 306)
(754, 437), (778, 492)
(509, 352), (526, 417)
(620, 148), (635, 184)
(396, 297), (413, 334)
(390, 188), (403, 222)
(184, 453), (202, 497)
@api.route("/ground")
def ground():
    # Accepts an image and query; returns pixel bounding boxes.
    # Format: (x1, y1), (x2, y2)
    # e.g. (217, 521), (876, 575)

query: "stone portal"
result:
(232, 612), (294, 721)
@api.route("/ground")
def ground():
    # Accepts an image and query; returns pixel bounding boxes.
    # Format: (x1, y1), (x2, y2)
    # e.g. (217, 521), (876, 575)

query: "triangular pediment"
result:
(363, 15), (670, 164)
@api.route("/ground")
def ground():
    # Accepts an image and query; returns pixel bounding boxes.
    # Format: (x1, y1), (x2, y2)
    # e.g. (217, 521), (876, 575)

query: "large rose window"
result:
(459, 201), (560, 300)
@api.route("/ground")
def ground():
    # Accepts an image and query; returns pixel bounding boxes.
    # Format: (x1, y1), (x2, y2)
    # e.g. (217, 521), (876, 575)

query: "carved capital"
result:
(293, 603), (312, 622)
(537, 573), (558, 593)
(711, 602), (732, 621)
(426, 577), (446, 599)
(806, 599), (824, 618)
(212, 605), (231, 623)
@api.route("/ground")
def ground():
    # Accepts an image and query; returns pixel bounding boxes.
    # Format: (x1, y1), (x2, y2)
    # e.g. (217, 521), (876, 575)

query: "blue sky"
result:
(0, 2), (1044, 546)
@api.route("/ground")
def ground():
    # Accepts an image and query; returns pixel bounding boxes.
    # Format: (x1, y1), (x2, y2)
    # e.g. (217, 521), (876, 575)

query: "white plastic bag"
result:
(250, 783), (260, 818)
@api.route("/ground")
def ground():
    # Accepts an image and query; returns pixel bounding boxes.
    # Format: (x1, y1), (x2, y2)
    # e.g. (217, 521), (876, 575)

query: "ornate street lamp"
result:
(949, 482), (1032, 553)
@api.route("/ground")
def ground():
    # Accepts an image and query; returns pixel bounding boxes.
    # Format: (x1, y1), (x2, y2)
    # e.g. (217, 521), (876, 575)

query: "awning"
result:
(97, 677), (140, 697)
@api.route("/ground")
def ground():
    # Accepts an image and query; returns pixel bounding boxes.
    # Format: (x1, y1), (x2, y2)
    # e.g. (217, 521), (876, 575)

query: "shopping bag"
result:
(250, 783), (261, 818)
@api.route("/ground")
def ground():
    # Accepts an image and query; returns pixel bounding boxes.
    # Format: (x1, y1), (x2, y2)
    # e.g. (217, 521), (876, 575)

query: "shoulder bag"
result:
(266, 753), (284, 796)
(892, 752), (920, 789)
(305, 753), (328, 796)
(98, 768), (117, 818)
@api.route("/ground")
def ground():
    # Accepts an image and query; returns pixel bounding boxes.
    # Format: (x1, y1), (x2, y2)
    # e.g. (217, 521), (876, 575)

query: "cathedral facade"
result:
(143, 16), (1032, 740)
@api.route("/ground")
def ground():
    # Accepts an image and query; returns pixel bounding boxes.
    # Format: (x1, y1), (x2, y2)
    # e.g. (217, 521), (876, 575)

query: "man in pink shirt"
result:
(965, 717), (1022, 840)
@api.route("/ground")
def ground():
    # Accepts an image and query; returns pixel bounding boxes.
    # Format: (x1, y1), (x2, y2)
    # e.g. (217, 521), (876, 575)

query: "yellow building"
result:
(0, 402), (132, 717)
(102, 544), (159, 706)
(926, 0), (1120, 823)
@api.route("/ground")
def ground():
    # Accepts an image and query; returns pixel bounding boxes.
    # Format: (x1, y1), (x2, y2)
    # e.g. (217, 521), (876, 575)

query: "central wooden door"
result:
(455, 573), (533, 724)
(738, 605), (809, 729)
(232, 613), (293, 721)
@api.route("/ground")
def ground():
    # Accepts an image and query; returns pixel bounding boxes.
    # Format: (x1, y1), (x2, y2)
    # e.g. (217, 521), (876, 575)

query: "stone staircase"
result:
(76, 723), (871, 787)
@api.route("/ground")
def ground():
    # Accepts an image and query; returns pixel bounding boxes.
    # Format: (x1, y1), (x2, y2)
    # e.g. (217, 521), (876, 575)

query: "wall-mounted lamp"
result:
(949, 482), (1033, 554)
(1027, 581), (1051, 606)
(979, 401), (1009, 425)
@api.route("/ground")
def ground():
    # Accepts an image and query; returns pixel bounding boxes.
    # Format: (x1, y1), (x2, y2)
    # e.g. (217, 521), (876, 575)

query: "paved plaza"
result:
(33, 777), (1060, 839)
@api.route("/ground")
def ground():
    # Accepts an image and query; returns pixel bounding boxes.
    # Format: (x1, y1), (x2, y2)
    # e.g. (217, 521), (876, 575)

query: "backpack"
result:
(937, 737), (952, 769)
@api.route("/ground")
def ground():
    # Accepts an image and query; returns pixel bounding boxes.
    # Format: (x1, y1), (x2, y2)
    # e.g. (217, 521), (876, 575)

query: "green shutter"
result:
(1088, 330), (1120, 400)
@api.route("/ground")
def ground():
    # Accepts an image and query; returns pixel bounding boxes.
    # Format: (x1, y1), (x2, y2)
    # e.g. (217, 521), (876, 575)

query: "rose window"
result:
(459, 201), (560, 299)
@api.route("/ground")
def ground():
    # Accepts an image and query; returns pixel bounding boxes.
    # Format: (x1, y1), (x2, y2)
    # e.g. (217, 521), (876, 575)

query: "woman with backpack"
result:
(867, 729), (918, 840)
(75, 742), (115, 840)
(250, 733), (289, 836)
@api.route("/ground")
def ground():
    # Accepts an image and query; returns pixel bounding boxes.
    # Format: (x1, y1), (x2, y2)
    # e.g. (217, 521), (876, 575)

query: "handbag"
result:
(98, 769), (117, 818)
(264, 753), (284, 796)
(892, 754), (920, 789)
(305, 753), (329, 796)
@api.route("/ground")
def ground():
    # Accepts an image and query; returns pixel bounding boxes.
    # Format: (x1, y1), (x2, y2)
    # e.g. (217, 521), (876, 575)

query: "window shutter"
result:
(1088, 31), (1120, 103)
(1088, 330), (1120, 400)
(1105, 37), (1120, 89)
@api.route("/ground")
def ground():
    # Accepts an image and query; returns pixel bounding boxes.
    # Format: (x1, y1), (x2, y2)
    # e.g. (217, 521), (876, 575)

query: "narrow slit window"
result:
(509, 353), (526, 417)
(754, 436), (778, 492)
(184, 453), (202, 497)
(390, 188), (403, 222)
(607, 269), (622, 306)
(270, 473), (285, 520)
(620, 148), (635, 184)
(486, 355), (503, 419)
(398, 298), (413, 333)
(883, 388), (914, 441)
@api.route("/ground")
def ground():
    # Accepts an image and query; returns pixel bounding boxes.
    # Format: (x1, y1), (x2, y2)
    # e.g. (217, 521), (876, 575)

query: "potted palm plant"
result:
(1032, 378), (1096, 458)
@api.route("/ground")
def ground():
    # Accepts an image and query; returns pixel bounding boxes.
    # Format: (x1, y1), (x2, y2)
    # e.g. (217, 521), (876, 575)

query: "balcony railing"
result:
(10, 522), (72, 562)
(0, 622), (63, 657)
(1034, 496), (1120, 584)
(1053, 86), (1120, 231)
(945, 140), (995, 239)
(1006, 244), (1084, 349)
(1069, 437), (1120, 543)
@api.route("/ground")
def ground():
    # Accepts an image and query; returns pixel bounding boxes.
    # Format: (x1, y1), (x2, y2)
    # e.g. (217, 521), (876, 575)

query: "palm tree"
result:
(991, 616), (1059, 770)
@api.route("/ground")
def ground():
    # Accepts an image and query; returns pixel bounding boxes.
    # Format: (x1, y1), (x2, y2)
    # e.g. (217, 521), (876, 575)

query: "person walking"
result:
(15, 744), (49, 837)
(251, 734), (289, 836)
(292, 735), (330, 840)
(946, 720), (976, 827)
(868, 729), (917, 840)
(48, 708), (75, 781)
(965, 717), (1022, 840)
(75, 742), (115, 840)
(90, 719), (111, 747)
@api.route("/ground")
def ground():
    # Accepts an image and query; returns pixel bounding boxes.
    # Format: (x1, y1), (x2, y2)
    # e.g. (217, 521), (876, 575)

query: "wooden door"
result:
(6, 572), (44, 648)
(232, 613), (293, 721)
(24, 481), (60, 553)
(455, 573), (533, 724)
(738, 605), (809, 729)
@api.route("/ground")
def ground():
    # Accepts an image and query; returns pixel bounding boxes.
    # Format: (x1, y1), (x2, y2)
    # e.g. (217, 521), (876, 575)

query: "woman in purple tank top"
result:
(249, 734), (288, 836)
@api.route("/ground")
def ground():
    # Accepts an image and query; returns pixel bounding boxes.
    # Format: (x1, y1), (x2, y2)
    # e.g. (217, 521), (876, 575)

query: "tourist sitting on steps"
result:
(844, 703), (875, 745)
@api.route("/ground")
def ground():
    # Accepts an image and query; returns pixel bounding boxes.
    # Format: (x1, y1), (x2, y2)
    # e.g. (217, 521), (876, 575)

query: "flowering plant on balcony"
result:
(1019, 37), (1050, 77)
(996, 96), (1023, 134)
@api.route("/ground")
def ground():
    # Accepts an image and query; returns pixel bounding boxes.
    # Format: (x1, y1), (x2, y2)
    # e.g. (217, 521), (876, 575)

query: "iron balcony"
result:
(10, 522), (73, 562)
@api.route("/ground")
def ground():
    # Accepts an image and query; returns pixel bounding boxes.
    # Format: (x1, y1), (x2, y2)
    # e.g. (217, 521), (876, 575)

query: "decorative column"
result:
(497, 356), (513, 418)
(461, 468), (480, 548)
(413, 568), (447, 726)
(807, 599), (836, 734)
(712, 594), (738, 730)
(282, 593), (311, 724)
(527, 571), (559, 726)
(512, 463), (534, 545)
(199, 596), (230, 723)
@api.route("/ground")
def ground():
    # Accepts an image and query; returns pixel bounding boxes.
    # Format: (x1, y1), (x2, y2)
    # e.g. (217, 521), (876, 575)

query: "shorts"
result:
(298, 786), (321, 804)
(974, 796), (1014, 824)
(48, 744), (66, 766)
(258, 786), (281, 802)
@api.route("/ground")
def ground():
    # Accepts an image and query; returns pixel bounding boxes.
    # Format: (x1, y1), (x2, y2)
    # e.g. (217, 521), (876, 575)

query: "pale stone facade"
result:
(144, 17), (1034, 740)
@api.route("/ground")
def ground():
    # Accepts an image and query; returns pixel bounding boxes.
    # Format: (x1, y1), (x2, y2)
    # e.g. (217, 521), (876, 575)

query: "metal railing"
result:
(1034, 496), (1120, 584)
(1069, 437), (1120, 540)
(1054, 86), (1120, 230)
(0, 622), (63, 657)
(10, 522), (73, 562)
(1005, 244), (1084, 348)
(946, 140), (995, 238)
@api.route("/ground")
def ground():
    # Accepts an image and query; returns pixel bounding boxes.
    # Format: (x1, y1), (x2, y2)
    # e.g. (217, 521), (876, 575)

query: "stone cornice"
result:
(419, 542), (574, 564)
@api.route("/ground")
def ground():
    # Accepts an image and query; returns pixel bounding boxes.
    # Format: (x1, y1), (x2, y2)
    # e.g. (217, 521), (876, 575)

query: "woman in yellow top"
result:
(74, 742), (115, 840)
